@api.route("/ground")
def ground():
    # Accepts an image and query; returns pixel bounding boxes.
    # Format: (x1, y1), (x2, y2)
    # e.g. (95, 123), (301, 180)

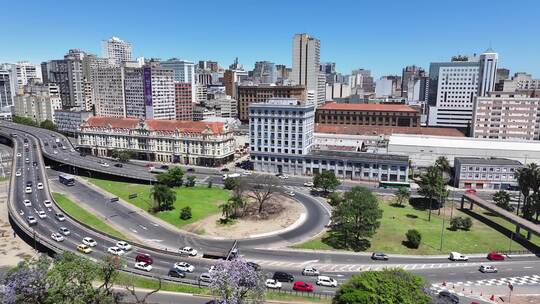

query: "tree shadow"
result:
(406, 214), (418, 219)
(401, 240), (419, 249)
(390, 203), (406, 208)
(322, 233), (371, 251)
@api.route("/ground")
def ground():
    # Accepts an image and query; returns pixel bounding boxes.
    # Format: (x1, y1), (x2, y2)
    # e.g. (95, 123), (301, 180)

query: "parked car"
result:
(293, 281), (313, 292)
(168, 268), (186, 278)
(179, 246), (198, 256)
(265, 279), (282, 289)
(438, 290), (459, 303)
(316, 276), (338, 287)
(487, 252), (505, 261)
(479, 265), (498, 273)
(302, 266), (320, 276)
(272, 271), (294, 282)
(135, 253), (153, 265)
(77, 244), (92, 254)
(449, 252), (469, 261)
(371, 252), (389, 261)
(134, 262), (152, 272)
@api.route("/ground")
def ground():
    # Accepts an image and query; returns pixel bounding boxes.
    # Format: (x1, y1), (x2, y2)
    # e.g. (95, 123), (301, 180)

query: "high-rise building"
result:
(92, 62), (126, 118)
(14, 61), (41, 88)
(276, 64), (291, 83)
(198, 60), (219, 72)
(349, 69), (374, 93)
(237, 85), (306, 121)
(290, 33), (325, 106)
(401, 65), (425, 98)
(142, 65), (176, 120)
(478, 49), (498, 97)
(252, 61), (277, 84)
(0, 66), (14, 108)
(498, 72), (540, 93)
(123, 64), (145, 119)
(160, 59), (196, 102)
(175, 83), (193, 120)
(375, 76), (401, 98)
(14, 81), (61, 123)
(102, 36), (132, 64)
(223, 69), (248, 98)
(325, 83), (351, 101)
(495, 68), (510, 83)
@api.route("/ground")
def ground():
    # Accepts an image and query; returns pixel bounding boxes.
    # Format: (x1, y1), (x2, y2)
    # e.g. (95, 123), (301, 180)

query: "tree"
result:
(449, 217), (463, 231)
(39, 119), (56, 131)
(149, 183), (176, 212)
(434, 156), (451, 174)
(330, 186), (382, 250)
(186, 176), (196, 187)
(394, 187), (410, 207)
(224, 177), (239, 190)
(462, 217), (473, 230)
(327, 191), (343, 207)
(219, 201), (234, 222)
(12, 115), (38, 127)
(405, 229), (421, 249)
(208, 180), (213, 188)
(248, 175), (280, 214)
(124, 276), (162, 304)
(156, 167), (184, 188)
(313, 170), (341, 193)
(516, 164), (538, 219)
(180, 206), (192, 220)
(209, 258), (265, 304)
(229, 194), (245, 218)
(117, 151), (133, 163)
(2, 255), (50, 304)
(332, 269), (431, 304)
(493, 190), (513, 211)
(417, 166), (448, 221)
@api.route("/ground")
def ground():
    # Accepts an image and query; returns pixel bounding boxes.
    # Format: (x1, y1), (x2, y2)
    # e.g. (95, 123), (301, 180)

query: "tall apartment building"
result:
(206, 94), (237, 118)
(198, 60), (219, 72)
(325, 83), (351, 100)
(349, 69), (374, 93)
(223, 69), (248, 98)
(143, 65), (176, 120)
(42, 50), (86, 110)
(175, 83), (193, 120)
(276, 64), (291, 83)
(123, 64), (145, 118)
(290, 34), (325, 106)
(92, 62), (126, 117)
(478, 49), (498, 97)
(15, 61), (41, 88)
(14, 82), (62, 123)
(375, 76), (401, 98)
(102, 36), (132, 64)
(401, 65), (426, 99)
(498, 72), (540, 92)
(160, 59), (196, 102)
(316, 102), (420, 127)
(237, 85), (306, 121)
(252, 61), (277, 84)
(0, 68), (14, 108)
(472, 92), (540, 140)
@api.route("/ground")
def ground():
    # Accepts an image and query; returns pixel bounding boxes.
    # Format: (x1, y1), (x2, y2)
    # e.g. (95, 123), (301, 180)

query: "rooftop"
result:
(315, 124), (464, 137)
(318, 102), (419, 113)
(83, 116), (227, 134)
(308, 149), (409, 162)
(454, 157), (522, 166)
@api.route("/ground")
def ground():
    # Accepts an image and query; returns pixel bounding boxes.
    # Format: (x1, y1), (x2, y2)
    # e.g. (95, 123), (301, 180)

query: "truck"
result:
(222, 173), (241, 180)
(202, 241), (238, 260)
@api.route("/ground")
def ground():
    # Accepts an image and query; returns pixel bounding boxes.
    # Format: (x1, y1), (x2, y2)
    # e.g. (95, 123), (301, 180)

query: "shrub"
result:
(223, 177), (238, 190)
(186, 176), (196, 187)
(462, 217), (473, 230)
(450, 216), (473, 231)
(405, 229), (421, 249)
(180, 206), (192, 220)
(208, 180), (213, 188)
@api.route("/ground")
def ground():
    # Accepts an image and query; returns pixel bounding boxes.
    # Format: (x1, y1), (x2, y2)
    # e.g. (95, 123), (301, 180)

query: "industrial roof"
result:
(315, 124), (464, 137)
(454, 157), (522, 166)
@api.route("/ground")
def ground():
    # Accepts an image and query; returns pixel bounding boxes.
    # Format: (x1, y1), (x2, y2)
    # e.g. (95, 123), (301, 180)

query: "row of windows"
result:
(460, 166), (516, 173)
(460, 173), (515, 180)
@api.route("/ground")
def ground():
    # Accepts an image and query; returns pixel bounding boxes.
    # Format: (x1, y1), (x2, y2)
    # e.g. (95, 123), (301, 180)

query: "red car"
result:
(293, 281), (314, 292)
(487, 252), (505, 261)
(135, 253), (154, 264)
(465, 189), (477, 194)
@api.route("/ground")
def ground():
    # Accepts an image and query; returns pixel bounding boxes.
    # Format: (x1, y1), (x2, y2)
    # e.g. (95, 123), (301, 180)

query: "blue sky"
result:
(1, 0), (539, 78)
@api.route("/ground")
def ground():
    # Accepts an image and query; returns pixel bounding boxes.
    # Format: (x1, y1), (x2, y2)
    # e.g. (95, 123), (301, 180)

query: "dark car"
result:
(114, 163), (123, 168)
(26, 181), (33, 187)
(221, 168), (230, 172)
(187, 168), (195, 172)
(135, 253), (153, 265)
(247, 261), (261, 271)
(44, 142), (48, 146)
(80, 152), (86, 157)
(167, 268), (186, 278)
(371, 252), (389, 261)
(438, 290), (459, 303)
(32, 162), (37, 167)
(272, 271), (294, 282)
(25, 148), (29, 152)
(52, 145), (57, 148)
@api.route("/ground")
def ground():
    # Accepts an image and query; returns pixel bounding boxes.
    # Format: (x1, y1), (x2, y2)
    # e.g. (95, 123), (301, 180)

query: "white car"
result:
(479, 265), (498, 273)
(316, 275), (338, 287)
(134, 262), (152, 272)
(302, 266), (320, 276)
(51, 233), (64, 242)
(199, 273), (212, 283)
(286, 191), (295, 196)
(59, 226), (70, 236)
(23, 199), (32, 207)
(179, 246), (198, 256)
(100, 163), (110, 167)
(16, 153), (22, 157)
(82, 237), (97, 247)
(55, 213), (66, 222)
(265, 279), (282, 289)
(53, 150), (58, 154)
(116, 241), (132, 251)
(242, 171), (253, 176)
(278, 174), (289, 179)
(37, 210), (47, 219)
(37, 183), (44, 190)
(107, 246), (125, 256)
(449, 252), (469, 261)
(303, 182), (314, 187)
(25, 187), (32, 194)
(43, 200), (53, 208)
(15, 170), (22, 177)
(208, 265), (216, 273)
(26, 215), (37, 225)
(173, 262), (195, 272)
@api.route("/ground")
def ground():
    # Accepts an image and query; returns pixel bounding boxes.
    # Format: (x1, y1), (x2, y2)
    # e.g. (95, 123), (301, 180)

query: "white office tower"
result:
(102, 36), (132, 64)
(160, 59), (196, 102)
(15, 61), (41, 88)
(142, 65), (176, 120)
(291, 33), (325, 106)
(478, 49), (498, 97)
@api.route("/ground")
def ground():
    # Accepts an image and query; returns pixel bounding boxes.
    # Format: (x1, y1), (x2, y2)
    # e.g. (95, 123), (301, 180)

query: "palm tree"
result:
(228, 194), (244, 218)
(515, 164), (539, 218)
(395, 187), (410, 206)
(150, 184), (176, 213)
(418, 166), (448, 221)
(493, 190), (513, 211)
(219, 201), (234, 222)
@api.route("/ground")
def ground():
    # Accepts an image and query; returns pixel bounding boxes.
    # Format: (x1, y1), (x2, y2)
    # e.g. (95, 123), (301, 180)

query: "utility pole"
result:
(439, 195), (446, 251)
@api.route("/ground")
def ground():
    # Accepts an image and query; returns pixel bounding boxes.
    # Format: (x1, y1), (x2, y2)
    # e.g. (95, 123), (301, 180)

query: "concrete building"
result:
(15, 61), (41, 88)
(350, 69), (374, 93)
(316, 102), (420, 127)
(0, 68), (14, 108)
(123, 64), (145, 119)
(498, 72), (540, 92)
(237, 85), (305, 121)
(290, 34), (325, 107)
(325, 83), (351, 101)
(276, 64), (291, 83)
(206, 94), (237, 118)
(252, 61), (277, 84)
(193, 106), (216, 121)
(195, 83), (208, 103)
(43, 51), (86, 110)
(454, 157), (521, 190)
(54, 110), (93, 135)
(472, 92), (540, 140)
(14, 82), (61, 123)
(375, 76), (401, 98)
(142, 65), (176, 120)
(478, 49), (499, 97)
(401, 65), (425, 98)
(102, 36), (132, 64)
(78, 116), (235, 166)
(223, 69), (248, 99)
(160, 59), (196, 102)
(91, 62), (125, 117)
(175, 83), (193, 120)
(198, 60), (219, 72)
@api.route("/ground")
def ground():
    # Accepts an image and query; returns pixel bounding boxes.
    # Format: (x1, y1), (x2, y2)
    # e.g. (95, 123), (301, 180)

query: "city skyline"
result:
(1, 0), (539, 78)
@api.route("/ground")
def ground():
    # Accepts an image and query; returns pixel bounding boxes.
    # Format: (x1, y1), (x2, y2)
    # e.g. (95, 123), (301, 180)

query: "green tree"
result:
(332, 269), (431, 304)
(449, 217), (464, 231)
(417, 166), (448, 221)
(327, 191), (343, 206)
(117, 151), (133, 163)
(219, 201), (234, 222)
(313, 170), (341, 193)
(228, 194), (245, 218)
(186, 176), (196, 187)
(434, 156), (451, 174)
(12, 115), (38, 127)
(150, 183), (176, 212)
(156, 167), (184, 188)
(330, 186), (382, 250)
(394, 187), (410, 207)
(223, 177), (239, 190)
(39, 119), (56, 131)
(462, 217), (473, 230)
(180, 206), (192, 220)
(515, 164), (538, 219)
(207, 180), (213, 188)
(493, 190), (513, 211)
(405, 229), (421, 249)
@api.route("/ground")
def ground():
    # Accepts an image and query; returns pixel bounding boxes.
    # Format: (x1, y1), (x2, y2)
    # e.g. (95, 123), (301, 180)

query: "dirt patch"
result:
(184, 194), (305, 239)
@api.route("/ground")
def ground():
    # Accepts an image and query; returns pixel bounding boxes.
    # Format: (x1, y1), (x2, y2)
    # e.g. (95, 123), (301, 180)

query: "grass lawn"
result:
(293, 199), (534, 255)
(87, 178), (229, 228)
(52, 192), (127, 240)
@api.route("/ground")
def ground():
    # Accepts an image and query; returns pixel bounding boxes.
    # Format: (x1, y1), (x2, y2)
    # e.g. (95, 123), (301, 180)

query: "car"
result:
(221, 168), (230, 172)
(199, 273), (212, 283)
(168, 268), (186, 278)
(82, 237), (97, 247)
(134, 262), (152, 272)
(25, 187), (32, 194)
(186, 168), (195, 172)
(114, 163), (123, 168)
(59, 226), (70, 235)
(16, 153), (21, 157)
(479, 265), (498, 273)
(44, 142), (48, 146)
(179, 246), (198, 256)
(15, 170), (21, 177)
(51, 233), (64, 242)
(25, 158), (30, 163)
(43, 200), (52, 208)
(53, 150), (58, 154)
(107, 246), (125, 256)
(135, 253), (153, 265)
(302, 266), (320, 276)
(26, 215), (37, 225)
(77, 244), (92, 254)
(370, 252), (389, 260)
(25, 148), (29, 152)
(293, 281), (313, 292)
(37, 183), (44, 190)
(303, 181), (314, 187)
(438, 290), (459, 303)
(286, 191), (295, 196)
(278, 174), (289, 179)
(449, 252), (469, 261)
(100, 163), (109, 167)
(265, 279), (282, 289)
(173, 262), (195, 272)
(487, 252), (505, 261)
(33, 162), (38, 167)
(208, 265), (216, 273)
(272, 271), (294, 282)
(23, 143), (28, 148)
(23, 199), (32, 207)
(116, 241), (132, 251)
(242, 171), (252, 176)
(316, 276), (338, 287)
(55, 213), (66, 221)
(465, 189), (477, 194)
(247, 262), (261, 271)
(62, 146), (67, 150)
(26, 181), (33, 187)
(37, 210), (47, 219)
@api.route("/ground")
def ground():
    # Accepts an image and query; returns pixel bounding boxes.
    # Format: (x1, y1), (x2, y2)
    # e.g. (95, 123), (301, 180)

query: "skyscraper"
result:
(160, 58), (196, 102)
(252, 61), (277, 84)
(102, 36), (132, 64)
(291, 33), (325, 106)
(15, 61), (41, 88)
(478, 49), (498, 97)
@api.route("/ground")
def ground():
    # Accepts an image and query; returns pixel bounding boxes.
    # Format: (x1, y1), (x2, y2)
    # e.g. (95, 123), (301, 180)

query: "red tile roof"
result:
(315, 124), (465, 137)
(318, 102), (419, 113)
(84, 116), (227, 134)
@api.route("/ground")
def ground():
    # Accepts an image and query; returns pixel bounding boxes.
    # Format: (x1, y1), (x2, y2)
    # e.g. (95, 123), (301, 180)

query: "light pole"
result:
(439, 195), (446, 251)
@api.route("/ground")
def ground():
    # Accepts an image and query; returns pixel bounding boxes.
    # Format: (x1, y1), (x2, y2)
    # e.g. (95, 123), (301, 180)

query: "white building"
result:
(160, 58), (196, 102)
(195, 83), (207, 103)
(143, 66), (175, 120)
(0, 67), (14, 108)
(54, 110), (93, 135)
(15, 61), (41, 88)
(91, 62), (126, 117)
(14, 82), (61, 123)
(206, 94), (237, 118)
(500, 72), (540, 92)
(102, 36), (132, 64)
(290, 33), (325, 107)
(478, 49), (498, 97)
(375, 77), (394, 98)
(325, 83), (351, 101)
(454, 157), (521, 190)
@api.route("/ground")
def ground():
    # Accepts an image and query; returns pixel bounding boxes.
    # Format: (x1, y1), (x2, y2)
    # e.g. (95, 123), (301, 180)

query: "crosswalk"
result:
(432, 274), (540, 289)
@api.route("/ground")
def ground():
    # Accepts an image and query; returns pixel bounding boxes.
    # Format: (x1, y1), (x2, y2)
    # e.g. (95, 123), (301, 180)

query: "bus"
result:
(59, 174), (75, 186)
(378, 181), (410, 189)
